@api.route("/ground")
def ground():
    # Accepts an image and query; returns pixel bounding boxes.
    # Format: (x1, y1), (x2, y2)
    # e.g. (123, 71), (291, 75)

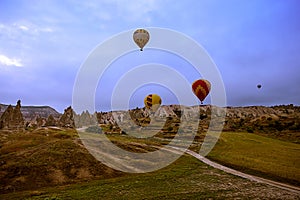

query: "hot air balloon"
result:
(133, 29), (150, 51)
(144, 94), (162, 112)
(192, 79), (211, 104)
(257, 84), (262, 89)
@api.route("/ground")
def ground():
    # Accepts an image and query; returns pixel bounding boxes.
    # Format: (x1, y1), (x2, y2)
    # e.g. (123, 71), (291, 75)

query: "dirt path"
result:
(169, 146), (300, 194)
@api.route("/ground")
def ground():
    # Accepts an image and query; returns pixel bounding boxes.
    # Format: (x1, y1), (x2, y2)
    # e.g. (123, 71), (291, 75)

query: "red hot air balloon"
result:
(192, 79), (211, 104)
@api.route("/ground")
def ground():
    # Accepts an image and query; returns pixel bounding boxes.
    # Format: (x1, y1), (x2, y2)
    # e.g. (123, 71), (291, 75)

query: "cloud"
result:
(18, 25), (29, 31)
(17, 24), (53, 33)
(0, 54), (23, 67)
(39, 27), (54, 33)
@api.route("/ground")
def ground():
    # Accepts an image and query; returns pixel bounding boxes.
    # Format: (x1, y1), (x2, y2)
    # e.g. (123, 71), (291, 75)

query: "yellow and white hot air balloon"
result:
(133, 29), (150, 51)
(144, 94), (162, 112)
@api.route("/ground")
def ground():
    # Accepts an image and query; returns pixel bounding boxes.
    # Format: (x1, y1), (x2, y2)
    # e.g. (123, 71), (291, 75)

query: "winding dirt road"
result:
(170, 146), (300, 194)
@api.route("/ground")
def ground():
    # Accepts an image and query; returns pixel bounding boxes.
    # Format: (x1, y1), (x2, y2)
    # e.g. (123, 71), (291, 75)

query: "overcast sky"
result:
(0, 0), (299, 113)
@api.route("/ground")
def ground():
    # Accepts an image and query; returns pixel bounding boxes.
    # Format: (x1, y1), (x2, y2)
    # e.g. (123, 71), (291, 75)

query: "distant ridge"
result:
(0, 103), (61, 121)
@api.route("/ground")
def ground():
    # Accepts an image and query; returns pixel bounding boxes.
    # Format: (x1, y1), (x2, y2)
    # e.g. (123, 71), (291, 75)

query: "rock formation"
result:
(45, 115), (57, 127)
(0, 105), (13, 129)
(74, 111), (98, 128)
(58, 106), (75, 128)
(0, 100), (24, 130)
(36, 116), (46, 127)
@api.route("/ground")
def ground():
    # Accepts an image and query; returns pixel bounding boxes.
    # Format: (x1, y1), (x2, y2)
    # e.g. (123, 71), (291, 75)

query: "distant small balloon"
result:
(257, 84), (262, 89)
(133, 29), (150, 51)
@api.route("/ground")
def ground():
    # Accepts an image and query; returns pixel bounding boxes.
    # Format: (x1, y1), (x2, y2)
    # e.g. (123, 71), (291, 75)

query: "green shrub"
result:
(246, 127), (254, 133)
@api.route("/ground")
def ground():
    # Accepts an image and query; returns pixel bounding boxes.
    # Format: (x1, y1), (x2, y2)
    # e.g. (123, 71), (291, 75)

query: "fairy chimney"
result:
(58, 106), (75, 128)
(45, 114), (57, 126)
(0, 100), (24, 130)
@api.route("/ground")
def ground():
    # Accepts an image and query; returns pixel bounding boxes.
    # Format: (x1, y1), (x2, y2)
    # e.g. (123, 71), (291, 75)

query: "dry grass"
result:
(0, 128), (123, 194)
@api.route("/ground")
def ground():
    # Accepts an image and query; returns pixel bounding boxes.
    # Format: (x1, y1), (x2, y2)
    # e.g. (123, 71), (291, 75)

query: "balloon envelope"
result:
(144, 94), (162, 112)
(257, 84), (262, 89)
(133, 29), (150, 51)
(192, 79), (211, 104)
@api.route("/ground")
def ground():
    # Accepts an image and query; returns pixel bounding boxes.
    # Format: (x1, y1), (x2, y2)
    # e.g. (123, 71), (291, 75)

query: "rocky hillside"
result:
(224, 105), (300, 132)
(1, 101), (299, 142)
(88, 104), (300, 132)
(0, 101), (74, 129)
(73, 104), (300, 142)
(0, 103), (60, 121)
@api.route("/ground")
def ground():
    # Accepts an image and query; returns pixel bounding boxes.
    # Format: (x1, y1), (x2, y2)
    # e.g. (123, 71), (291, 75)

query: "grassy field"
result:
(1, 154), (298, 200)
(1, 129), (299, 199)
(206, 131), (300, 186)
